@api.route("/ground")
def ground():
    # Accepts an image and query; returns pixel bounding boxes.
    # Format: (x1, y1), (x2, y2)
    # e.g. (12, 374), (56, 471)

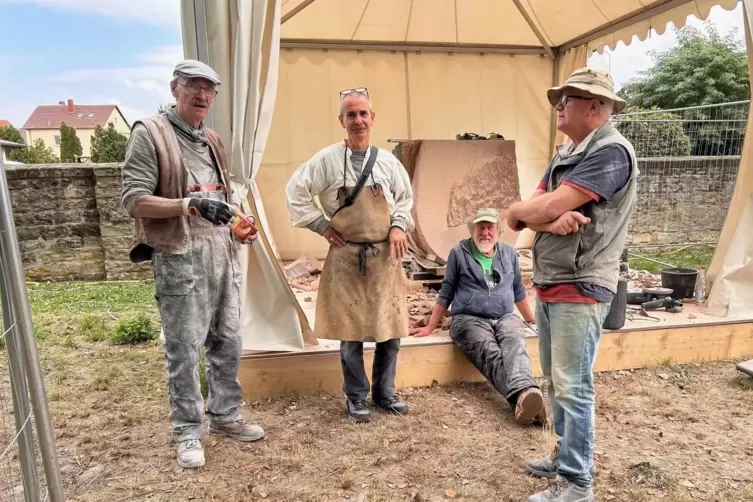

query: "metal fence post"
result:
(0, 143), (65, 501)
(1, 250), (40, 502)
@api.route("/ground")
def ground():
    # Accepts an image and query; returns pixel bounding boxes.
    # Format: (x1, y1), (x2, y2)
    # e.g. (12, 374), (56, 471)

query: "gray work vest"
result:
(532, 121), (638, 293)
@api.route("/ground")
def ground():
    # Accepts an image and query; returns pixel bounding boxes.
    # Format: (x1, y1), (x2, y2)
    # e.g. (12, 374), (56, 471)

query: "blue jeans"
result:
(535, 299), (610, 487)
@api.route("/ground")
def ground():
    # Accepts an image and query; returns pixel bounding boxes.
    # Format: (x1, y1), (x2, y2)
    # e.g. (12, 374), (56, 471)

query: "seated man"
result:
(410, 208), (545, 426)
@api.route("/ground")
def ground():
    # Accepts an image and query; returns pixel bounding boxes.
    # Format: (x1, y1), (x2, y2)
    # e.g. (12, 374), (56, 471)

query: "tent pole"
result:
(282, 0), (317, 24)
(511, 0), (554, 59)
(549, 51), (561, 154)
(279, 39), (546, 55)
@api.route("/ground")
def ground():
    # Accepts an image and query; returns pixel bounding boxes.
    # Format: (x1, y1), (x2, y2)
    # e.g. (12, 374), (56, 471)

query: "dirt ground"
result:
(48, 349), (753, 501)
(5, 282), (753, 501)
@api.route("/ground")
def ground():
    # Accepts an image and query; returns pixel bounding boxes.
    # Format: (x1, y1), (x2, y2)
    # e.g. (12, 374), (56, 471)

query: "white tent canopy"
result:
(281, 0), (738, 54)
(181, 0), (753, 351)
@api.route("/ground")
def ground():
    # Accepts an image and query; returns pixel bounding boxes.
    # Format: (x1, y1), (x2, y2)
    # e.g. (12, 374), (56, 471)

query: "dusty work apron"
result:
(314, 182), (409, 343)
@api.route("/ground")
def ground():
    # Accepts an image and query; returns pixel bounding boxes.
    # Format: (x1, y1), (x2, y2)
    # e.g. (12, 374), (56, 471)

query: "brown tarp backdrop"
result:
(181, 0), (751, 351)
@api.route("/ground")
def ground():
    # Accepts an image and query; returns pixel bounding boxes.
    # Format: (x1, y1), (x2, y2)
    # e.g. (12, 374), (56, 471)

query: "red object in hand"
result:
(230, 212), (257, 239)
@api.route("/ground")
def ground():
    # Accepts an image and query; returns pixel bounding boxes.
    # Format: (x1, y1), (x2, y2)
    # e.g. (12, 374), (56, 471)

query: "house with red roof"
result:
(0, 120), (11, 128)
(22, 99), (130, 160)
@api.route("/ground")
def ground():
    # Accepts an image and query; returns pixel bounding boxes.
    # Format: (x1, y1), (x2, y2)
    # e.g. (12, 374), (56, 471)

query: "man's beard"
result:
(474, 237), (495, 254)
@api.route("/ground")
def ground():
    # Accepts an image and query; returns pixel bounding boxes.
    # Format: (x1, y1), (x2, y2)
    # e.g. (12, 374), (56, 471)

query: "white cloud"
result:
(48, 65), (173, 84)
(0, 0), (181, 26)
(116, 104), (152, 124)
(137, 44), (185, 65)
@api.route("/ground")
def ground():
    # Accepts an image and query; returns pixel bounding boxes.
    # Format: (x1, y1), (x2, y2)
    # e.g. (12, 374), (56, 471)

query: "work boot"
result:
(346, 399), (371, 422)
(527, 475), (594, 502)
(373, 395), (409, 415)
(527, 442), (595, 480)
(515, 387), (544, 426)
(176, 439), (205, 469)
(527, 441), (560, 479)
(209, 419), (265, 442)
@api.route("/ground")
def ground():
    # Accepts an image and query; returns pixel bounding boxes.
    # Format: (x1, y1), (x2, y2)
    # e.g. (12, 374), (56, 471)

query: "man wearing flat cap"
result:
(505, 68), (637, 502)
(121, 59), (264, 469)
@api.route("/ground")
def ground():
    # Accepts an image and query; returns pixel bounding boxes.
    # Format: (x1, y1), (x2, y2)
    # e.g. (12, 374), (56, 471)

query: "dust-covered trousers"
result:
(153, 218), (243, 442)
(449, 314), (538, 407)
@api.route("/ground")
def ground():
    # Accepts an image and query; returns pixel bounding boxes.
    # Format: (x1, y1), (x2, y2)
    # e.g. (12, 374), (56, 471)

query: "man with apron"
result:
(121, 60), (264, 469)
(285, 88), (414, 422)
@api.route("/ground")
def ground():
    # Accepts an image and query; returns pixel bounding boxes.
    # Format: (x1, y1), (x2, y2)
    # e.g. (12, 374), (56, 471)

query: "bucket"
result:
(660, 267), (698, 299)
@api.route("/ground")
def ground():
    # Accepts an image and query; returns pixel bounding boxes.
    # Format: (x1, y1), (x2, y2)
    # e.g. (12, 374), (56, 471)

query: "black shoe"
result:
(373, 395), (409, 415)
(346, 399), (371, 423)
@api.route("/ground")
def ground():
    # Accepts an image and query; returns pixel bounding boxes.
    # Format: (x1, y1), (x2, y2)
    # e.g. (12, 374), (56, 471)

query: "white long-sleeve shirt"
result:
(285, 142), (414, 233)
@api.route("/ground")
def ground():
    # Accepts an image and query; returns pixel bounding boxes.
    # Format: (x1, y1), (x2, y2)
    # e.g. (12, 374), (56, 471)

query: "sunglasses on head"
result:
(340, 87), (369, 99)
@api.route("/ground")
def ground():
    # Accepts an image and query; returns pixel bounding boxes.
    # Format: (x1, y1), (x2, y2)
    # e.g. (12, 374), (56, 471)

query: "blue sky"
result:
(0, 0), (183, 127)
(0, 1), (745, 129)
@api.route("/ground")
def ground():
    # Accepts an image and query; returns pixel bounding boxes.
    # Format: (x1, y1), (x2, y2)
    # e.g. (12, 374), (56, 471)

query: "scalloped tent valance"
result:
(280, 0), (740, 56)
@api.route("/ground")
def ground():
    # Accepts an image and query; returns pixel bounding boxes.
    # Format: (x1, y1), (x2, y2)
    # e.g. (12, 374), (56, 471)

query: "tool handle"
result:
(641, 298), (667, 310)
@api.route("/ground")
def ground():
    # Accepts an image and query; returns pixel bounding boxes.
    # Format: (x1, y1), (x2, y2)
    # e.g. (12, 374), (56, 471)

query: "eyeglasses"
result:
(180, 81), (218, 97)
(340, 87), (369, 99)
(558, 94), (603, 107)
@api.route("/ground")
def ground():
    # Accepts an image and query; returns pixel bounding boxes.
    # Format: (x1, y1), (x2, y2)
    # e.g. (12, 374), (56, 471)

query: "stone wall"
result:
(628, 156), (740, 246)
(5, 163), (150, 282)
(2, 157), (741, 282)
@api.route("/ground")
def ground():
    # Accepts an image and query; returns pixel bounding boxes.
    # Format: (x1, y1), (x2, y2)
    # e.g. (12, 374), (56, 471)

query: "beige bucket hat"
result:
(547, 67), (626, 114)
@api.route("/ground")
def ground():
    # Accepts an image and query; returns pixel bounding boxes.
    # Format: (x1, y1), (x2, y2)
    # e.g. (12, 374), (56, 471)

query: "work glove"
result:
(182, 198), (234, 225)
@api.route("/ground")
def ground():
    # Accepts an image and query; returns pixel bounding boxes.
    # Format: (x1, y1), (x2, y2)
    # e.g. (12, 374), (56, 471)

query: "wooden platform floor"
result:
(239, 291), (753, 401)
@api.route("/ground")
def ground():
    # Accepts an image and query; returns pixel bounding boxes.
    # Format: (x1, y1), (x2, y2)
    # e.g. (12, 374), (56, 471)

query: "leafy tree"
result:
(615, 109), (692, 157)
(618, 25), (749, 109)
(617, 25), (749, 156)
(25, 138), (59, 164)
(59, 122), (83, 163)
(0, 124), (28, 162)
(90, 122), (127, 163)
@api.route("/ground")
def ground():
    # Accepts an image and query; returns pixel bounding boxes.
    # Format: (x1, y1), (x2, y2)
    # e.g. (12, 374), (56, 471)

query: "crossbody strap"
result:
(333, 145), (379, 216)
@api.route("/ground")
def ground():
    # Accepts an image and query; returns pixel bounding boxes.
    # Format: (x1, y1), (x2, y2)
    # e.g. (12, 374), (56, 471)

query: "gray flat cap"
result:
(173, 59), (222, 86)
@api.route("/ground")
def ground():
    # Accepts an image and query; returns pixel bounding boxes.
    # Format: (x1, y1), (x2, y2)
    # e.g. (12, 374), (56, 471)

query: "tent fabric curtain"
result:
(180, 0), (315, 351)
(514, 43), (587, 250)
(551, 44), (588, 153)
(705, 0), (753, 318)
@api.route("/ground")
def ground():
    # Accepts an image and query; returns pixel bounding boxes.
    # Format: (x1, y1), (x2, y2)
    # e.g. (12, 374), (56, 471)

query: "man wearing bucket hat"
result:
(121, 59), (264, 470)
(505, 68), (637, 502)
(411, 208), (546, 426)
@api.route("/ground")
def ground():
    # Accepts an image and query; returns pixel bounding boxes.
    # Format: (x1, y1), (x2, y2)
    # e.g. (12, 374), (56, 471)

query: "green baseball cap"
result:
(472, 208), (499, 224)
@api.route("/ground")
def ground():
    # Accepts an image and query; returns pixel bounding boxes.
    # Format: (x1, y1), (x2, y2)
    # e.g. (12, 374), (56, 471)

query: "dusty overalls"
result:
(153, 148), (243, 442)
(315, 147), (409, 419)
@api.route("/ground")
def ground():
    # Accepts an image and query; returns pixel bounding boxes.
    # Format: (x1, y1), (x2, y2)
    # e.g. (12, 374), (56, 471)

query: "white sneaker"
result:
(177, 439), (205, 469)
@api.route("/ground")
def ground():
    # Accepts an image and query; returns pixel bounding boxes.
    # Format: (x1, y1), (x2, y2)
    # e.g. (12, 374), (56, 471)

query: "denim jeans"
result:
(535, 299), (610, 487)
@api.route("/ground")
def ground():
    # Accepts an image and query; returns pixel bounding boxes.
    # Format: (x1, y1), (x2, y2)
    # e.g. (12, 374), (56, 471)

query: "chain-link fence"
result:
(613, 101), (748, 248)
(0, 141), (64, 502)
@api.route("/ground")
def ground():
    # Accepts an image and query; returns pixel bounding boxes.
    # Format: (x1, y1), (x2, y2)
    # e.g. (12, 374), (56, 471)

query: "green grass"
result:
(628, 245), (715, 274)
(24, 280), (158, 347)
(27, 280), (156, 318)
